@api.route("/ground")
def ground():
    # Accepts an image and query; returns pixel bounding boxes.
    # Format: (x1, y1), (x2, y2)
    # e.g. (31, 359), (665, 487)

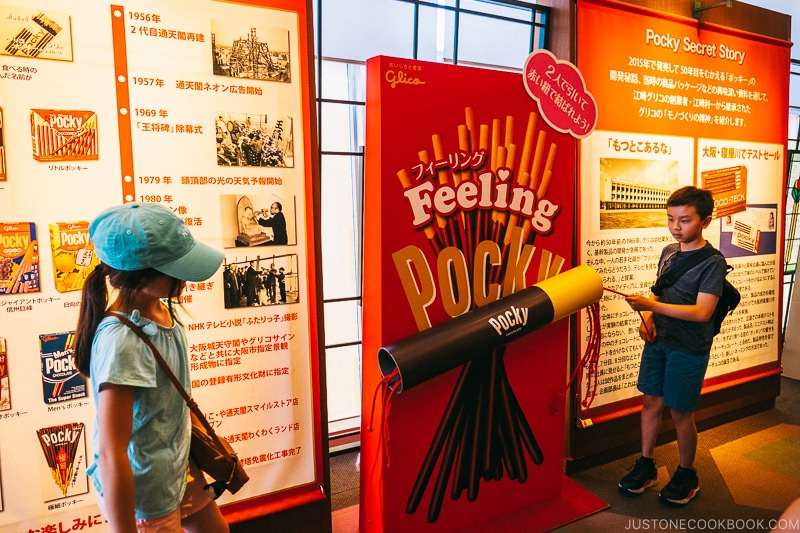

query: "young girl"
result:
(74, 203), (229, 533)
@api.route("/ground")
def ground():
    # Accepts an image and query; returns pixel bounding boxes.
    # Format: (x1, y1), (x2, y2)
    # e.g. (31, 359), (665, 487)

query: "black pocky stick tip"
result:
(427, 396), (469, 523)
(406, 360), (474, 514)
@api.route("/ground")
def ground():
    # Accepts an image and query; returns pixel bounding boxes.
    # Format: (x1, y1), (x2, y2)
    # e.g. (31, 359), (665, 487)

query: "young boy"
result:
(619, 186), (727, 505)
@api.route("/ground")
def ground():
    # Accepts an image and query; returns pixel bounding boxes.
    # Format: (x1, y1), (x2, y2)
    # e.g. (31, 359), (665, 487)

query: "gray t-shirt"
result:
(652, 243), (727, 355)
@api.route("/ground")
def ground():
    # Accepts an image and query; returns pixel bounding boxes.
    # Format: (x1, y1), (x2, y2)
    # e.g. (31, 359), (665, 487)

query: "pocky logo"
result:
(488, 304), (529, 336)
(43, 348), (76, 377)
(59, 226), (90, 251)
(47, 113), (84, 131)
(39, 425), (80, 446)
(1, 227), (30, 257)
(393, 226), (565, 331)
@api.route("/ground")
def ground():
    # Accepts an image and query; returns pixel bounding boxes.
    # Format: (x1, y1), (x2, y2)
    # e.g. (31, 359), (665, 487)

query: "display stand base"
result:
(343, 476), (607, 533)
(332, 505), (359, 533)
(467, 475), (608, 532)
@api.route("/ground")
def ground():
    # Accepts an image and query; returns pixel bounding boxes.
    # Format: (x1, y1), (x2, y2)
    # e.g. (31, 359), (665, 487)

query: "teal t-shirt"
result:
(86, 310), (190, 520)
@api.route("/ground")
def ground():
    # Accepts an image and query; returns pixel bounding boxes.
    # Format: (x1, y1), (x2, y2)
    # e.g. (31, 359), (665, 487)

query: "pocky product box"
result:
(0, 222), (39, 294)
(49, 221), (98, 292)
(37, 422), (89, 500)
(39, 331), (86, 404)
(702, 165), (747, 220)
(0, 6), (73, 61)
(31, 109), (98, 161)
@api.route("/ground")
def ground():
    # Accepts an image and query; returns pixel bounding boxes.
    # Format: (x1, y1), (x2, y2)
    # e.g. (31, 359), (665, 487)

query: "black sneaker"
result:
(659, 466), (699, 504)
(619, 456), (658, 494)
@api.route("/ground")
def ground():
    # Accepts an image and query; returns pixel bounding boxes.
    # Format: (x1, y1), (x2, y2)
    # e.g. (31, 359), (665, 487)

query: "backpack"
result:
(650, 245), (741, 336)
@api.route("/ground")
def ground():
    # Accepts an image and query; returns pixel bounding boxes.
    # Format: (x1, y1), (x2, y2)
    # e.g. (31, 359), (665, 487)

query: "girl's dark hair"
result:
(73, 264), (184, 377)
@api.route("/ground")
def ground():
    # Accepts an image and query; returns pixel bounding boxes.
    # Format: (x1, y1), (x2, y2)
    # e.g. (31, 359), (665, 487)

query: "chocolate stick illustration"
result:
(388, 108), (595, 522)
(382, 265), (602, 521)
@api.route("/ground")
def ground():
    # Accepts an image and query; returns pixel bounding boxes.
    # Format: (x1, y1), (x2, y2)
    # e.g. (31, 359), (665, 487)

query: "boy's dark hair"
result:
(667, 186), (714, 219)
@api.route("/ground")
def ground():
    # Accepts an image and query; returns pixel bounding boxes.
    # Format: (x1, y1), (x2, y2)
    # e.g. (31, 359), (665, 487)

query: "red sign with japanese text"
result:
(576, 0), (788, 424)
(361, 56), (606, 532)
(523, 49), (597, 138)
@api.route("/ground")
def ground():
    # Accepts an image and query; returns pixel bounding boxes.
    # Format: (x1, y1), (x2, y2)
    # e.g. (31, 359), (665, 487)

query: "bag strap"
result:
(652, 245), (721, 294)
(108, 312), (190, 400)
(105, 312), (234, 463)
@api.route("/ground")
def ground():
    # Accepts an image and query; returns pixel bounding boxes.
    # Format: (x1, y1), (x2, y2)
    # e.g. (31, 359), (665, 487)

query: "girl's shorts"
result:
(180, 458), (214, 520)
(96, 459), (213, 532)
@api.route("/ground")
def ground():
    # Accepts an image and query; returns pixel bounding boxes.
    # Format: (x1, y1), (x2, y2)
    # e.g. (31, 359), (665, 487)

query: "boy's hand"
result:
(624, 294), (652, 312)
(639, 313), (656, 342)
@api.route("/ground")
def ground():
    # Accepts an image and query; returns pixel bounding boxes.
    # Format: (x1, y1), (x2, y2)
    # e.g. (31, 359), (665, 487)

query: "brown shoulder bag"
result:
(109, 313), (250, 498)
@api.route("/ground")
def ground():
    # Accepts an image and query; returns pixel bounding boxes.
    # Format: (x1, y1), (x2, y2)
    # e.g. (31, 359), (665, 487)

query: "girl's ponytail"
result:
(73, 263), (108, 377)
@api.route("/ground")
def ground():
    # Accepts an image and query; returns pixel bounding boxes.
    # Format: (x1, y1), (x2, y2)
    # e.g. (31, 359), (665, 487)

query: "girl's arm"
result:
(97, 383), (137, 533)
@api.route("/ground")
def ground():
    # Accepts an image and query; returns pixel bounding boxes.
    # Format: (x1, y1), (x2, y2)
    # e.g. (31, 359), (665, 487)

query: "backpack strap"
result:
(651, 245), (722, 296)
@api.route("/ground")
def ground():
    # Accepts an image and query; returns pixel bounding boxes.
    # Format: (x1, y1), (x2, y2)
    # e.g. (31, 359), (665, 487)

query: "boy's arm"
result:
(626, 291), (719, 322)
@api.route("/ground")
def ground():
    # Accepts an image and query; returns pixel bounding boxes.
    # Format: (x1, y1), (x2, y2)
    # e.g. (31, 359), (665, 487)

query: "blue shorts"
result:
(637, 342), (710, 412)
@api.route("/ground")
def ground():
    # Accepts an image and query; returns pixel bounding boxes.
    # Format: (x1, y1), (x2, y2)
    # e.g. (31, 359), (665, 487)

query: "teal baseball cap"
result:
(89, 203), (224, 282)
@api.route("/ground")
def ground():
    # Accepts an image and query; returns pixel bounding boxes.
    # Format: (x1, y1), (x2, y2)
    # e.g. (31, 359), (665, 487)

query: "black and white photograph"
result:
(216, 112), (294, 167)
(223, 253), (300, 309)
(211, 19), (290, 82)
(220, 193), (297, 248)
(599, 158), (679, 230)
(0, 6), (73, 62)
